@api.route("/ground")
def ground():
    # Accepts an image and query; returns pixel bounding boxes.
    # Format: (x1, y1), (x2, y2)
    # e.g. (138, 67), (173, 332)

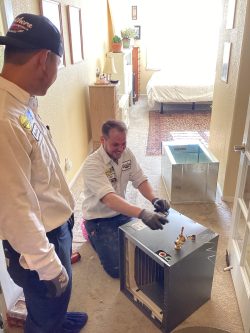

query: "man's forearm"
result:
(101, 192), (142, 217)
(137, 180), (156, 202)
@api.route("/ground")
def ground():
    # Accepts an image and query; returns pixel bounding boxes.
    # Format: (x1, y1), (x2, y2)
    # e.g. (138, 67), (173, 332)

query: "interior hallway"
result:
(68, 97), (244, 333)
(7, 97), (244, 333)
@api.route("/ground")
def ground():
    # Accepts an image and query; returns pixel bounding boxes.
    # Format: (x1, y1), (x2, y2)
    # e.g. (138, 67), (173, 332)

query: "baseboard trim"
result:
(217, 184), (234, 203)
(88, 139), (93, 154)
(221, 195), (234, 203)
(69, 161), (84, 190)
(69, 140), (93, 189)
(217, 184), (222, 198)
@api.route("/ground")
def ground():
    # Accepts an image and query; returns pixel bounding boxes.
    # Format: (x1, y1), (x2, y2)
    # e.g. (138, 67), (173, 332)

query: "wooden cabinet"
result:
(89, 84), (118, 150)
(132, 47), (140, 102)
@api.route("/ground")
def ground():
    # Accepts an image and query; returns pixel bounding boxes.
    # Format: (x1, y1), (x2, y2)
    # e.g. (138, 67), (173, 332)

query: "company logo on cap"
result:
(9, 17), (33, 34)
(0, 13), (64, 57)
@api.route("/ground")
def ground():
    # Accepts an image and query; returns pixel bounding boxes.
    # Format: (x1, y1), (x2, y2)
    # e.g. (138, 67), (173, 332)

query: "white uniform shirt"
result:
(0, 77), (74, 280)
(82, 144), (147, 220)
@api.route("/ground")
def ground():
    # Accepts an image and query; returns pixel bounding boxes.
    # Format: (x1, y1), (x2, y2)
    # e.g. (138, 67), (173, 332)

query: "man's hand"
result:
(152, 198), (170, 214)
(139, 209), (168, 230)
(44, 266), (69, 297)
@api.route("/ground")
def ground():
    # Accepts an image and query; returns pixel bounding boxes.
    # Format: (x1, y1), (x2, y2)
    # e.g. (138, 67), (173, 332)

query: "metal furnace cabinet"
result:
(119, 209), (219, 333)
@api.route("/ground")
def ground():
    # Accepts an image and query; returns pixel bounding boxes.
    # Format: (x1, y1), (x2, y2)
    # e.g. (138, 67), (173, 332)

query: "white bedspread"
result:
(146, 70), (214, 108)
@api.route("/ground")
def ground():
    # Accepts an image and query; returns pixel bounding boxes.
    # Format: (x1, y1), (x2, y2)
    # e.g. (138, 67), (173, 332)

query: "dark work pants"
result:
(3, 215), (74, 333)
(85, 214), (132, 278)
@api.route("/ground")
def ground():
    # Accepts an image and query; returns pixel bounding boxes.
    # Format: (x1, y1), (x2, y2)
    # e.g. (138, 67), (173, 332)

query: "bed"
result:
(146, 70), (214, 113)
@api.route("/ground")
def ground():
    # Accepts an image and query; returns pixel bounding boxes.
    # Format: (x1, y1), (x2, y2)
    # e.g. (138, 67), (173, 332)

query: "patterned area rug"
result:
(146, 110), (211, 155)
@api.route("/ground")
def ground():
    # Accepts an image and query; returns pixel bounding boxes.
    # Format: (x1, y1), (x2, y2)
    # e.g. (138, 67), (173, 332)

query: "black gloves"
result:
(152, 198), (170, 214)
(139, 209), (168, 230)
(44, 266), (69, 297)
(138, 198), (170, 230)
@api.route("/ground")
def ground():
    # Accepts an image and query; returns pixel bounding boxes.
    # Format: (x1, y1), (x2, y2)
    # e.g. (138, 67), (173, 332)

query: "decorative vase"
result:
(112, 42), (122, 53)
(122, 38), (130, 49)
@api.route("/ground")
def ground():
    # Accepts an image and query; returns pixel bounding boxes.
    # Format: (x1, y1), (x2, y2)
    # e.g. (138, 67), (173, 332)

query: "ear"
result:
(100, 136), (105, 145)
(35, 49), (50, 71)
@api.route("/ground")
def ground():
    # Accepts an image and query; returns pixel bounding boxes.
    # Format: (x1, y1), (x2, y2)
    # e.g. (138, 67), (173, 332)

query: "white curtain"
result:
(144, 0), (223, 76)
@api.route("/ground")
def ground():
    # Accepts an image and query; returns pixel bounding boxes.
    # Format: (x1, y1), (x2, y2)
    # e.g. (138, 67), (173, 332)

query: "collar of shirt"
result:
(99, 144), (113, 164)
(0, 76), (37, 112)
(99, 144), (128, 166)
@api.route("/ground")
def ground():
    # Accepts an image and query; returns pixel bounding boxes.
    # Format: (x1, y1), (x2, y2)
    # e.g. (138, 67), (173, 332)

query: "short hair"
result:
(102, 120), (127, 137)
(4, 46), (39, 65)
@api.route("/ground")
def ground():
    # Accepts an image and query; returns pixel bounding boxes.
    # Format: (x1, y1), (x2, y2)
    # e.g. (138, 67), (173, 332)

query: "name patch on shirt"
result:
(31, 123), (41, 141)
(122, 160), (131, 171)
(105, 166), (117, 185)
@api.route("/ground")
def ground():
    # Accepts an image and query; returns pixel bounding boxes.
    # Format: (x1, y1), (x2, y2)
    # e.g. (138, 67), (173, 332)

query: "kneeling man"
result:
(82, 120), (169, 278)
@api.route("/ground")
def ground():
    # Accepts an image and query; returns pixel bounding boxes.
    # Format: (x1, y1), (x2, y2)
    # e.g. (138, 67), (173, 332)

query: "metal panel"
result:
(161, 141), (219, 203)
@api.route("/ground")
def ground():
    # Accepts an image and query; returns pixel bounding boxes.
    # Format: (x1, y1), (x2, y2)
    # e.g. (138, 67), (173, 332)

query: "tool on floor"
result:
(224, 250), (233, 271)
(71, 252), (81, 264)
(223, 265), (233, 272)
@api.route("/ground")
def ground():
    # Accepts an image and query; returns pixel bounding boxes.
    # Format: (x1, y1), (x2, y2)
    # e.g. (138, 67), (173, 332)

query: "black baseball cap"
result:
(0, 13), (63, 57)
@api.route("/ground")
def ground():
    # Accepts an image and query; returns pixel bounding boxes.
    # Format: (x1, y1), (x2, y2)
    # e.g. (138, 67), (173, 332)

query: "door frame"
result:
(228, 96), (250, 332)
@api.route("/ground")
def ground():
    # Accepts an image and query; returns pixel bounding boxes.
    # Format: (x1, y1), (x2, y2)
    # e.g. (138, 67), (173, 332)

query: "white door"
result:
(228, 96), (250, 333)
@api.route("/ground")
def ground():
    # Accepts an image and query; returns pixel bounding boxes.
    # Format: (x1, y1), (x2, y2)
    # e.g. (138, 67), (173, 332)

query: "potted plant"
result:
(121, 28), (136, 48)
(111, 35), (122, 53)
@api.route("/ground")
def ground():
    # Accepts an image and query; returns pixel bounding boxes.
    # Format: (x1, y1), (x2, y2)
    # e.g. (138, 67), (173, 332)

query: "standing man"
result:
(82, 120), (170, 278)
(0, 13), (87, 332)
